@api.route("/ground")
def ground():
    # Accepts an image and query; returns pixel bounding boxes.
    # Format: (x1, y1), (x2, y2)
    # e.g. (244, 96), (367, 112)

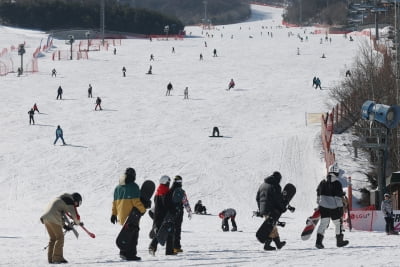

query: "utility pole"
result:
(203, 0), (208, 25)
(100, 0), (105, 45)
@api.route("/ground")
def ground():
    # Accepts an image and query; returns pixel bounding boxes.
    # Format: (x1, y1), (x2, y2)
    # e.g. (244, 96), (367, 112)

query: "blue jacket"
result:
(56, 128), (63, 137)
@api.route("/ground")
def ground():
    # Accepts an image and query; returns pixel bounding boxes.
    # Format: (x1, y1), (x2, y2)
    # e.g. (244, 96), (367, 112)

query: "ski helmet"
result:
(328, 163), (339, 175)
(125, 167), (136, 183)
(159, 175), (171, 185)
(384, 193), (390, 198)
(272, 171), (282, 182)
(174, 175), (183, 183)
(72, 192), (82, 207)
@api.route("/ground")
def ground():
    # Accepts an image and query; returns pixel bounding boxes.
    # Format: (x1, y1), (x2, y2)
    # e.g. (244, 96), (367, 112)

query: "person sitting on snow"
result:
(194, 200), (207, 214)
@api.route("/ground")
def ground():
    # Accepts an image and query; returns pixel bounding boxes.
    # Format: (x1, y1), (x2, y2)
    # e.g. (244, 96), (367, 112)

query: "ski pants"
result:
(384, 216), (394, 233)
(29, 116), (34, 125)
(317, 206), (343, 235)
(54, 136), (66, 145)
(44, 222), (64, 263)
(222, 216), (237, 231)
(264, 215), (279, 238)
(56, 93), (62, 100)
(174, 210), (184, 249)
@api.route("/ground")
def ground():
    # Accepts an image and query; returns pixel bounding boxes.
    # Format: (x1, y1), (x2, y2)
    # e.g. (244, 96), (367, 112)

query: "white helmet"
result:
(159, 175), (171, 185)
(328, 163), (339, 175)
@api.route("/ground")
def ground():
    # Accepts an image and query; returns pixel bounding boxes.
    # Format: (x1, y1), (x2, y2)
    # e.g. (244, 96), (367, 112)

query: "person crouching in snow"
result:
(219, 208), (237, 231)
(228, 79), (235, 90)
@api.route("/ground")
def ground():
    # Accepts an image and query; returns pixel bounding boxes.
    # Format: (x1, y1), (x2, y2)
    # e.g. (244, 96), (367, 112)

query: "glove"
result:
(63, 225), (72, 231)
(188, 211), (192, 220)
(79, 222), (84, 226)
(316, 196), (320, 204)
(110, 215), (117, 224)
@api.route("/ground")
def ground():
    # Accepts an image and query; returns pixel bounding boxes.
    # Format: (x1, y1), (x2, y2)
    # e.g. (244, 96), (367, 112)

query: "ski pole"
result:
(80, 224), (95, 238)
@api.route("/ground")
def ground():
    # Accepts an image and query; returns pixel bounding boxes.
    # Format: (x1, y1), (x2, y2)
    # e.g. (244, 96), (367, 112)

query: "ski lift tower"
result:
(356, 101), (400, 207)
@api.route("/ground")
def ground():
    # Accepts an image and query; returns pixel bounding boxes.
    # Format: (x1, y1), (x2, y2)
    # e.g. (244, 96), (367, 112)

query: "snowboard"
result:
(156, 212), (176, 246)
(116, 180), (155, 250)
(256, 183), (296, 243)
(300, 209), (321, 241)
(209, 136), (224, 138)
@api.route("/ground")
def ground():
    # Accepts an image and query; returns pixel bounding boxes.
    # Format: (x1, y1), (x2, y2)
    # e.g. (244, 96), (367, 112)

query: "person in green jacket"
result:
(111, 167), (146, 261)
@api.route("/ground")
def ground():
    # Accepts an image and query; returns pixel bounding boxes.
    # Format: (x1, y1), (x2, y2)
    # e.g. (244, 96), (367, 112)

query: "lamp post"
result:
(164, 25), (169, 40)
(68, 35), (75, 60)
(18, 44), (25, 76)
(85, 31), (90, 51)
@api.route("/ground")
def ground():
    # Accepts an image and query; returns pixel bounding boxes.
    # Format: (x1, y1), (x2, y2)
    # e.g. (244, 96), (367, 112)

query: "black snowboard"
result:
(156, 212), (176, 246)
(256, 183), (296, 243)
(116, 180), (155, 250)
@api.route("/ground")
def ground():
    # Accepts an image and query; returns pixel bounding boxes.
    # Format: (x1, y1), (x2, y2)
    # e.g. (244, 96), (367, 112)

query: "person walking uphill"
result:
(149, 175), (171, 256)
(95, 97), (102, 110)
(256, 171), (287, 251)
(40, 192), (83, 264)
(53, 125), (66, 145)
(111, 167), (146, 261)
(56, 86), (63, 100)
(28, 108), (35, 125)
(315, 163), (349, 249)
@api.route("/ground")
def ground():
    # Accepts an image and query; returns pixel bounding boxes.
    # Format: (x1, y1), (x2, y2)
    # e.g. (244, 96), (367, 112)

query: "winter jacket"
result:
(165, 183), (192, 216)
(381, 199), (393, 217)
(316, 174), (344, 209)
(152, 184), (170, 228)
(56, 128), (63, 137)
(256, 175), (285, 216)
(220, 208), (236, 218)
(112, 175), (145, 225)
(40, 193), (81, 226)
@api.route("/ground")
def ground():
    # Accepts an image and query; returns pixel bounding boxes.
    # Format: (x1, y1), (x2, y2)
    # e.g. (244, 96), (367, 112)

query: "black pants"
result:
(385, 217), (394, 233)
(174, 210), (184, 249)
(29, 116), (34, 124)
(222, 217), (237, 231)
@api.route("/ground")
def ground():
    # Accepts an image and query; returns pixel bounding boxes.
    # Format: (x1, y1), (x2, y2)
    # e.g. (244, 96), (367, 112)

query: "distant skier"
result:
(381, 193), (398, 235)
(219, 208), (237, 232)
(213, 48), (217, 57)
(312, 77), (317, 88)
(184, 87), (189, 99)
(256, 171), (287, 250)
(150, 54), (154, 61)
(345, 70), (351, 77)
(40, 192), (83, 264)
(95, 97), (102, 110)
(28, 108), (35, 125)
(172, 47), (175, 53)
(33, 103), (40, 113)
(199, 53), (203, 60)
(228, 79), (235, 90)
(88, 84), (93, 98)
(51, 68), (57, 77)
(113, 47), (117, 55)
(194, 200), (207, 214)
(122, 67), (126, 77)
(53, 125), (66, 145)
(56, 86), (63, 100)
(315, 78), (322, 89)
(111, 167), (146, 261)
(147, 65), (153, 75)
(212, 126), (220, 137)
(315, 163), (349, 249)
(166, 82), (173, 96)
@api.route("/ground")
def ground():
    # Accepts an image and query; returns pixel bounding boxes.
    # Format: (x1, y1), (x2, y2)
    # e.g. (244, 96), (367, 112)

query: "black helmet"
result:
(72, 192), (82, 207)
(125, 167), (136, 183)
(272, 171), (282, 183)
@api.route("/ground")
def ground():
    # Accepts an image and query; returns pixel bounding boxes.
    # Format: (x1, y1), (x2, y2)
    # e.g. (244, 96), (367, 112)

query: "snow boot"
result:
(273, 237), (286, 249)
(315, 233), (324, 249)
(263, 238), (276, 251)
(231, 227), (237, 232)
(336, 234), (349, 247)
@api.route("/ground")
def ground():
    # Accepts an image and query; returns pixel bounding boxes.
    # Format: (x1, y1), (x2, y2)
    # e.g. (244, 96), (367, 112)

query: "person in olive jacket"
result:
(111, 167), (146, 261)
(256, 171), (286, 251)
(40, 192), (83, 264)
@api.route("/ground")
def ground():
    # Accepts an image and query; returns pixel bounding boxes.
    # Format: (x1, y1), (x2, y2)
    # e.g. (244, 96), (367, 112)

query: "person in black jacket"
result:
(315, 163), (349, 249)
(256, 171), (286, 251)
(56, 86), (63, 100)
(28, 108), (35, 125)
(194, 200), (207, 214)
(149, 175), (171, 256)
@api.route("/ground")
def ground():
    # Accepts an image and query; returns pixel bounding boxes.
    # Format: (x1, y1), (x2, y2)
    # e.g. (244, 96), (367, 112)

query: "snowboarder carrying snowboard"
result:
(315, 163), (349, 249)
(149, 175), (171, 255)
(111, 167), (147, 261)
(40, 192), (83, 264)
(256, 171), (287, 250)
(219, 208), (237, 232)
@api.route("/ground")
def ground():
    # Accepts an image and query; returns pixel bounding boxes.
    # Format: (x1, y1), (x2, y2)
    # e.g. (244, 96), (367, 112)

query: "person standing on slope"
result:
(28, 108), (35, 125)
(315, 163), (349, 249)
(40, 192), (83, 264)
(53, 125), (66, 145)
(256, 171), (287, 250)
(149, 175), (171, 255)
(381, 193), (397, 235)
(56, 86), (63, 100)
(111, 167), (146, 261)
(166, 175), (192, 254)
